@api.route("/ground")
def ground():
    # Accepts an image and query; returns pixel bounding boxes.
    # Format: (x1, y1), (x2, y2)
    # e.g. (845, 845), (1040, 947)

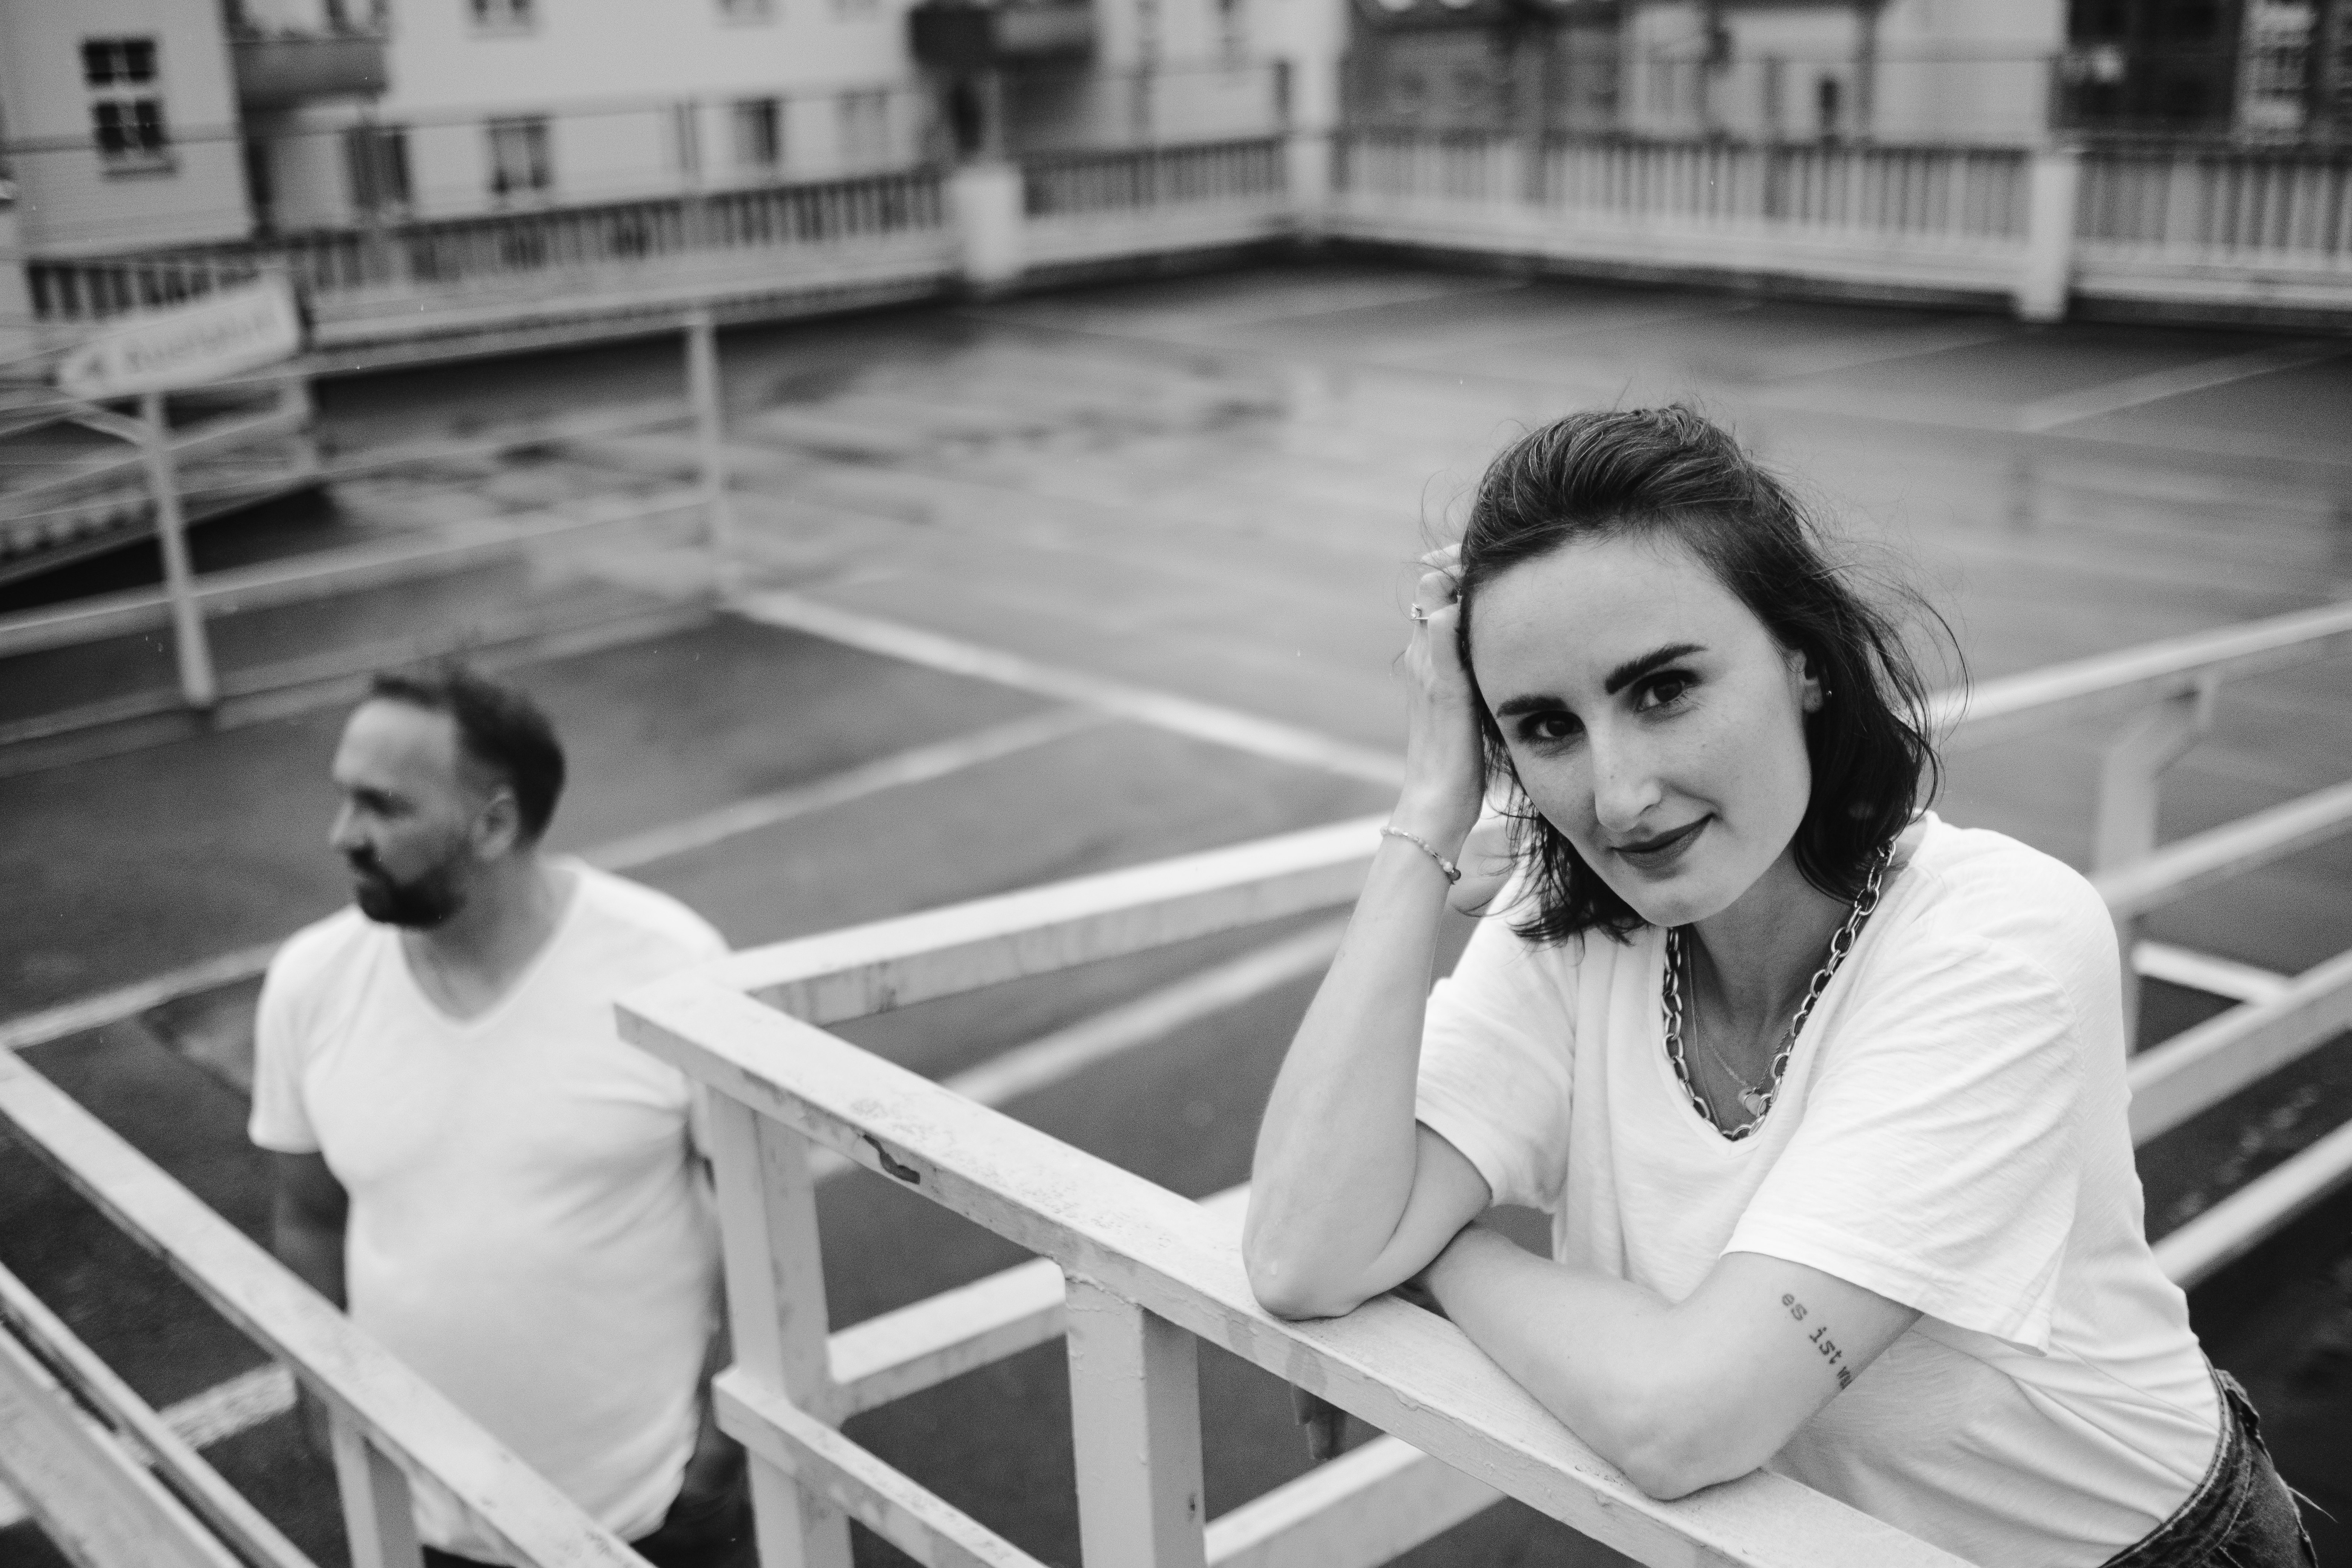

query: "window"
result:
(732, 98), (783, 171)
(838, 90), (888, 166)
(345, 123), (412, 214)
(672, 102), (704, 179)
(470, 0), (535, 31)
(487, 117), (552, 198)
(84, 36), (170, 167)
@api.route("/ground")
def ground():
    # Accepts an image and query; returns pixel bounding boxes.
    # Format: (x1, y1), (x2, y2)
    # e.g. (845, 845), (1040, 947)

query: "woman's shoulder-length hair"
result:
(1452, 405), (1952, 946)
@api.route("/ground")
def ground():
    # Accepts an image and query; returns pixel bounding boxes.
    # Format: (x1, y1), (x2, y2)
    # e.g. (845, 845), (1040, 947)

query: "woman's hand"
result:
(1398, 545), (1487, 854)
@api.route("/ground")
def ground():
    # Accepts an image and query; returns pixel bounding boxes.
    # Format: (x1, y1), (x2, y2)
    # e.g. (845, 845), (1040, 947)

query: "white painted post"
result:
(1063, 1279), (1207, 1568)
(1277, 0), (1345, 239)
(2092, 683), (2216, 1048)
(706, 1096), (853, 1568)
(0, 204), (37, 369)
(137, 390), (219, 712)
(949, 162), (1026, 295)
(281, 373), (322, 487)
(2015, 144), (2082, 323)
(328, 1416), (424, 1568)
(684, 309), (737, 595)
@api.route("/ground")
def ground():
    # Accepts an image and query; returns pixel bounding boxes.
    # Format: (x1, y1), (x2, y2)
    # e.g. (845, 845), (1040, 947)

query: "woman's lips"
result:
(1610, 816), (1708, 873)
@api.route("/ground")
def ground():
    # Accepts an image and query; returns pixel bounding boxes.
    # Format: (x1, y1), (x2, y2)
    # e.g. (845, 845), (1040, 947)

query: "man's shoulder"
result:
(567, 865), (729, 965)
(265, 905), (380, 999)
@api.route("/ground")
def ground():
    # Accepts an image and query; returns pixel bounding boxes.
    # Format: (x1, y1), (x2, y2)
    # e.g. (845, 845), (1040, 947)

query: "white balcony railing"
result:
(617, 600), (2352, 1568)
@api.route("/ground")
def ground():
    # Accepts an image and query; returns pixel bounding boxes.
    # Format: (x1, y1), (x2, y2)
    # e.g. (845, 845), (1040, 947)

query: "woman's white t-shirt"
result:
(1414, 813), (2218, 1568)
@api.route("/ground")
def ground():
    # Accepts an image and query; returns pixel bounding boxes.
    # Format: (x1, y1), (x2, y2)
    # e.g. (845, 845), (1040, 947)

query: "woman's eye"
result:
(1637, 674), (1693, 711)
(1519, 712), (1581, 744)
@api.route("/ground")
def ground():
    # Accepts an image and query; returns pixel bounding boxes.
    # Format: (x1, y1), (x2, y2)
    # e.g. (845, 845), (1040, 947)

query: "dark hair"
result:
(366, 663), (567, 843)
(1453, 406), (1948, 945)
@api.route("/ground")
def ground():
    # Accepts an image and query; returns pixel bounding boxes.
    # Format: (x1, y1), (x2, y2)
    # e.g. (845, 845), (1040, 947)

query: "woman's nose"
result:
(1588, 731), (1663, 832)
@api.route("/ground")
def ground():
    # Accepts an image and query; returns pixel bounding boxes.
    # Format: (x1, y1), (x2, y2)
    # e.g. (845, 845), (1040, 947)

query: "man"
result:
(251, 665), (746, 1567)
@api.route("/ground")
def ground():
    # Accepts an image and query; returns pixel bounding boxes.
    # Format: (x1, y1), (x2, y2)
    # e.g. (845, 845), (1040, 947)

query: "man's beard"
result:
(347, 849), (467, 929)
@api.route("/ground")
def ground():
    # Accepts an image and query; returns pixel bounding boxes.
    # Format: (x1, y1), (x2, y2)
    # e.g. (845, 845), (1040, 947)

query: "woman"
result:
(1243, 408), (2313, 1567)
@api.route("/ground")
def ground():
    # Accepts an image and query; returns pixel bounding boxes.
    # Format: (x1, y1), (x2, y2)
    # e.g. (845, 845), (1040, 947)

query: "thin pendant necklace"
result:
(1661, 840), (1894, 1140)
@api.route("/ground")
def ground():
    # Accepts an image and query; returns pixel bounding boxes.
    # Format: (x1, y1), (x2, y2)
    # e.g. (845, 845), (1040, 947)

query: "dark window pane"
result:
(82, 40), (118, 84)
(133, 100), (167, 150)
(122, 39), (156, 81)
(93, 102), (127, 154)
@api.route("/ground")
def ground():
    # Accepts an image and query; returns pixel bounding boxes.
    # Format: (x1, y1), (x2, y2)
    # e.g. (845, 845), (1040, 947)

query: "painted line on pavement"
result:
(0, 1364), (297, 1530)
(580, 707), (1105, 872)
(804, 916), (1346, 1183)
(0, 710), (1104, 1058)
(2017, 341), (2352, 433)
(733, 590), (1407, 788)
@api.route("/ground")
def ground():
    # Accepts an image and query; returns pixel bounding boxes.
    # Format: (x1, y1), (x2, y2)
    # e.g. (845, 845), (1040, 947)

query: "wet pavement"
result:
(3, 259), (2350, 1566)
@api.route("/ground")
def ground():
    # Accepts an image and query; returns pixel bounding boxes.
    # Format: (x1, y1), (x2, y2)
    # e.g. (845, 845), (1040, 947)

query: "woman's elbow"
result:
(1243, 1239), (1364, 1321)
(1599, 1392), (1753, 1501)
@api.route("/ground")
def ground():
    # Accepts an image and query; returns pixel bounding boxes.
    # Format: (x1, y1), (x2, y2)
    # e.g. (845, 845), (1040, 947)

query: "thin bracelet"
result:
(1381, 825), (1461, 884)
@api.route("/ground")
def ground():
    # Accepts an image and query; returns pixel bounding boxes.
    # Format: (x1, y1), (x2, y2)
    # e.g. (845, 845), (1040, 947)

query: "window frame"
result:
(83, 34), (173, 173)
(485, 115), (554, 200)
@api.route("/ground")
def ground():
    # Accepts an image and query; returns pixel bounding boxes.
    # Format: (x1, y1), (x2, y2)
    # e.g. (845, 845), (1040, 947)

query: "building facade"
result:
(1344, 0), (2067, 144)
(0, 0), (259, 255)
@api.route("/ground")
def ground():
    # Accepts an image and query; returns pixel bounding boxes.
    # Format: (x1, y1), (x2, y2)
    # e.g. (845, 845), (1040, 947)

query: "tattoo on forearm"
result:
(1781, 1294), (1855, 1390)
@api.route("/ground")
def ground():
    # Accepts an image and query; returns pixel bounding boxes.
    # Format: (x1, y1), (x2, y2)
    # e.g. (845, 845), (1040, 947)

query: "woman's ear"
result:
(1793, 651), (1827, 715)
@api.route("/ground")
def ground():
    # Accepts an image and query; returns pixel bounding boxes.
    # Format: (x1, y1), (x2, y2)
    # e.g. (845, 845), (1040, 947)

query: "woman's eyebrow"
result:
(1603, 642), (1705, 695)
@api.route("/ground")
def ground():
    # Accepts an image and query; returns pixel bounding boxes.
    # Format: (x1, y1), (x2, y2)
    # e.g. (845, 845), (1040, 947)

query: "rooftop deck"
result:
(2, 262), (2349, 1566)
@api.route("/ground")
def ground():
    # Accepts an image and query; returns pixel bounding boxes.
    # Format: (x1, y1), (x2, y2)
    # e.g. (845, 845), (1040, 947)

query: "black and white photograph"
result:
(1, 1), (2349, 1565)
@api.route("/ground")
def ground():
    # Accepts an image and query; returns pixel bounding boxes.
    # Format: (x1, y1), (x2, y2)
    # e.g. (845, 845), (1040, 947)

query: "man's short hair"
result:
(367, 664), (567, 842)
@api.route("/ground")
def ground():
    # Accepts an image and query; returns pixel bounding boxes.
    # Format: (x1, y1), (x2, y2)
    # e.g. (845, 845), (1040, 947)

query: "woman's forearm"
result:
(1244, 833), (1462, 1316)
(1422, 1226), (1693, 1490)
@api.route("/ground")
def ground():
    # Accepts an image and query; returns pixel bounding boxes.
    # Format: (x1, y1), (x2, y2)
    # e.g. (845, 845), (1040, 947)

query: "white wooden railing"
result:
(18, 133), (2352, 360)
(0, 1050), (650, 1568)
(616, 596), (2352, 1568)
(2073, 143), (2352, 314)
(23, 168), (957, 358)
(1327, 129), (2041, 309)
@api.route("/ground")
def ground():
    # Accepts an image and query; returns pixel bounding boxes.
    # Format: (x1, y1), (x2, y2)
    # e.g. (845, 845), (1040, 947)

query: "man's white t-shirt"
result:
(250, 864), (727, 1561)
(1415, 814), (2219, 1568)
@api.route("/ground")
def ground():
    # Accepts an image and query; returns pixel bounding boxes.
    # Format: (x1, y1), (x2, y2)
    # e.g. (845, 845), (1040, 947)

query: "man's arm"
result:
(676, 1151), (746, 1512)
(270, 1151), (349, 1453)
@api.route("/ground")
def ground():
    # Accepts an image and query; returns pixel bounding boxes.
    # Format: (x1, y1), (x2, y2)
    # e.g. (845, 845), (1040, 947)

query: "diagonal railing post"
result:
(331, 1415), (424, 1568)
(2092, 680), (2217, 1048)
(705, 1095), (853, 1568)
(1064, 1279), (1207, 1568)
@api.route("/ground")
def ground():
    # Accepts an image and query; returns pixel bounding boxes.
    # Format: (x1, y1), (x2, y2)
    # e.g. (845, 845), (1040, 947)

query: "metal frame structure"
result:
(0, 311), (738, 758)
(618, 597), (2352, 1568)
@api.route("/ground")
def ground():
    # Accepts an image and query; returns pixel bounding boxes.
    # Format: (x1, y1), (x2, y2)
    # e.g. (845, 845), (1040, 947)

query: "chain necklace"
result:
(1661, 841), (1894, 1141)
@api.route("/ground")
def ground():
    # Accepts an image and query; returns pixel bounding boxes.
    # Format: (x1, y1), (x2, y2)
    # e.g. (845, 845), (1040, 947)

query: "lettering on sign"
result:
(57, 277), (302, 400)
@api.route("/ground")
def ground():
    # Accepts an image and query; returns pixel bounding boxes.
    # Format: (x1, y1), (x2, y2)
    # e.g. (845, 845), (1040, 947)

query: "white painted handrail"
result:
(0, 1051), (649, 1568)
(621, 581), (2352, 1568)
(1938, 599), (2352, 751)
(620, 977), (1971, 1568)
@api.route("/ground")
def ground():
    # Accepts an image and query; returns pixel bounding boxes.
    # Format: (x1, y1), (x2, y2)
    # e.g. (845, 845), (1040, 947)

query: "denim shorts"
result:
(2100, 1370), (2317, 1568)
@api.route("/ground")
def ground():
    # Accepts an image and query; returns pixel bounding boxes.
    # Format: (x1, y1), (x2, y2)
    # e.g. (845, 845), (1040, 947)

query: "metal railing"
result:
(24, 167), (952, 329)
(0, 1050), (649, 1568)
(616, 599), (2352, 1568)
(2078, 143), (2352, 258)
(0, 312), (737, 754)
(1023, 137), (1286, 219)
(1336, 131), (2032, 241)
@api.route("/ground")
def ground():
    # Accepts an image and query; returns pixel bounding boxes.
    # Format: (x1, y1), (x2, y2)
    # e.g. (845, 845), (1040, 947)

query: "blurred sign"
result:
(57, 276), (302, 400)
